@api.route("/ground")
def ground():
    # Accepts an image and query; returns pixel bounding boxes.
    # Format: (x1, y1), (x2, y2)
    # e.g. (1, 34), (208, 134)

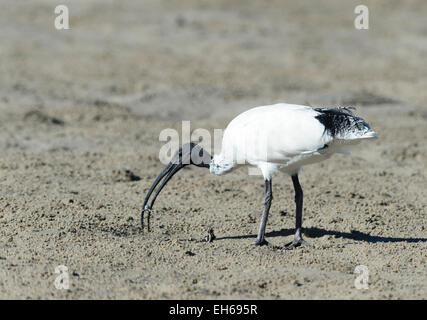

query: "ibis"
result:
(141, 103), (376, 249)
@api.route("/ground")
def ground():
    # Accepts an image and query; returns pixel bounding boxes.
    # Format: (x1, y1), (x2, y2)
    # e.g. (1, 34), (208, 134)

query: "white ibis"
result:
(141, 103), (376, 249)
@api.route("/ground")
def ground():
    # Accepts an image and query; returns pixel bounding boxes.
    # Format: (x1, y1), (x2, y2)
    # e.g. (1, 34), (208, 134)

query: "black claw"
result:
(284, 238), (310, 250)
(252, 238), (271, 246)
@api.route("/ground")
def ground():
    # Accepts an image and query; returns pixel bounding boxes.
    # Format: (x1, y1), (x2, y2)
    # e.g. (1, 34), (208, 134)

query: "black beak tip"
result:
(141, 205), (152, 232)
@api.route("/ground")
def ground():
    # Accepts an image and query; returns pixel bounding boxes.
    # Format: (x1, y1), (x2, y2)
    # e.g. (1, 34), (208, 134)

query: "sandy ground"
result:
(0, 0), (426, 299)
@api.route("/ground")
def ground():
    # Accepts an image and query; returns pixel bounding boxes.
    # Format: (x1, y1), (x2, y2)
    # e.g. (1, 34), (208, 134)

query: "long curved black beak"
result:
(141, 142), (211, 231)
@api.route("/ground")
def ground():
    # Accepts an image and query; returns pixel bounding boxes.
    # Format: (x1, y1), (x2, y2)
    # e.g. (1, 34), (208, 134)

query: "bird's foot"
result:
(284, 235), (310, 250)
(252, 238), (271, 246)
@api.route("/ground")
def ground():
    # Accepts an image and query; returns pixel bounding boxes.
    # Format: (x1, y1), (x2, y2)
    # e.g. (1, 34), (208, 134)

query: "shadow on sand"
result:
(215, 227), (427, 244)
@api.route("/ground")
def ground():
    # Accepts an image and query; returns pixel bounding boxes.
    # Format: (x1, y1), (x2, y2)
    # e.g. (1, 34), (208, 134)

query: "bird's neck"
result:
(209, 154), (236, 176)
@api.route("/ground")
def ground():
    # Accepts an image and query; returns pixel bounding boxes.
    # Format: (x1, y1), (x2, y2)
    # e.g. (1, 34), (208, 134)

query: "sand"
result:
(0, 0), (426, 299)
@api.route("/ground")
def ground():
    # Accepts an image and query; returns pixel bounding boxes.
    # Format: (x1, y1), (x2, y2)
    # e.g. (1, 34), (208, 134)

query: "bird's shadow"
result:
(215, 227), (427, 244)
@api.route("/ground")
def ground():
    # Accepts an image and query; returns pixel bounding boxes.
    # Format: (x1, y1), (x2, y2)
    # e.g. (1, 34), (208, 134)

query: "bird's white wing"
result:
(222, 103), (332, 164)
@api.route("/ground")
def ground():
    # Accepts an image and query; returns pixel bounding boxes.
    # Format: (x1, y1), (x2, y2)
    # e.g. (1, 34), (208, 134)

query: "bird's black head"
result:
(141, 142), (211, 231)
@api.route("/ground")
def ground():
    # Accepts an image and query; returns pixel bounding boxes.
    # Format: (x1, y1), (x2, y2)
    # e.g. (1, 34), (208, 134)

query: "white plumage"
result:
(210, 103), (376, 179)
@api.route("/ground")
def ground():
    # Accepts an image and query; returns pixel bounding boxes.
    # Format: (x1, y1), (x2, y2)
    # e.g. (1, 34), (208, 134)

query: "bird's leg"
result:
(252, 179), (273, 246)
(284, 174), (310, 249)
